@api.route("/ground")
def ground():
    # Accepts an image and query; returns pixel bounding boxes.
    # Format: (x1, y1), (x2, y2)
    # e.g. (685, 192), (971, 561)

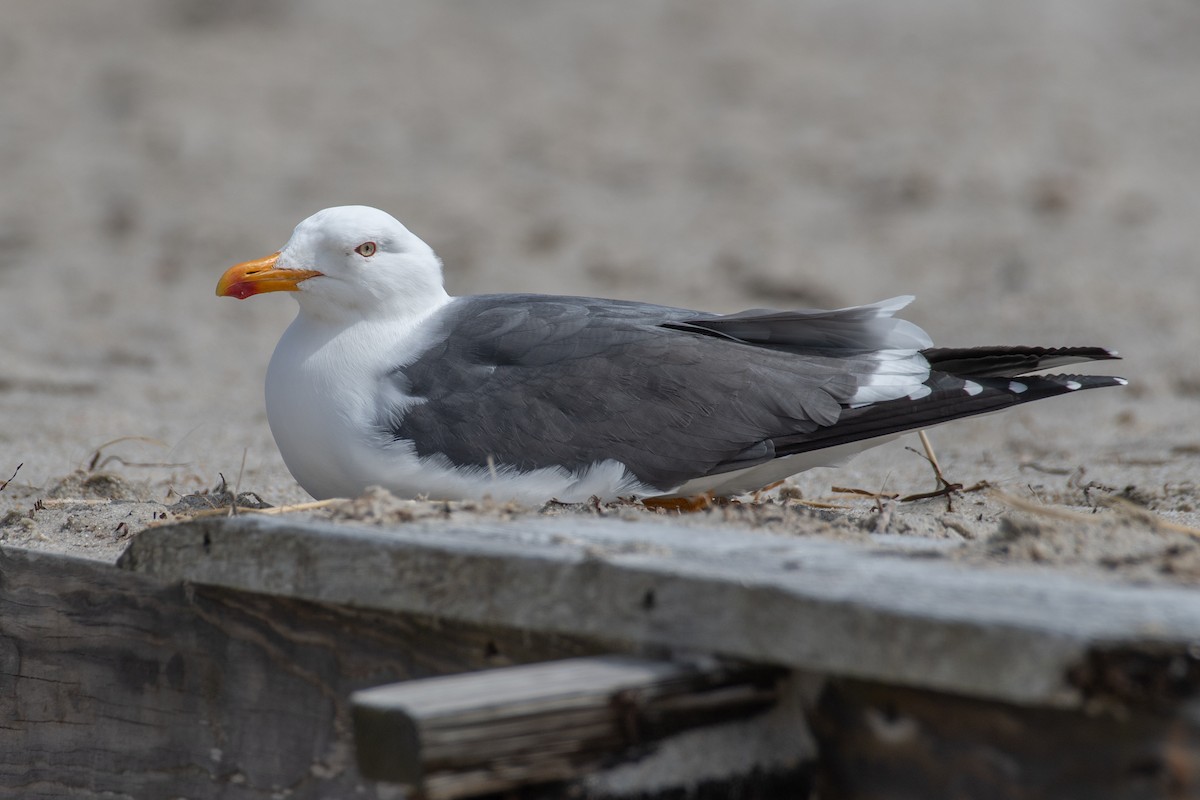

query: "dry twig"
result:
(834, 431), (988, 510)
(0, 463), (22, 492)
(87, 437), (178, 471)
(788, 499), (854, 510)
(1019, 461), (1075, 476)
(1098, 496), (1200, 538)
(184, 498), (343, 520)
(905, 430), (963, 510)
(831, 486), (899, 501)
(991, 489), (1200, 539)
(228, 449), (249, 517)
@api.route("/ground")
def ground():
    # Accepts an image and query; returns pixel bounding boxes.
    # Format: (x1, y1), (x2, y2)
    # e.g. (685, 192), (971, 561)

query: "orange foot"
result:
(643, 492), (719, 512)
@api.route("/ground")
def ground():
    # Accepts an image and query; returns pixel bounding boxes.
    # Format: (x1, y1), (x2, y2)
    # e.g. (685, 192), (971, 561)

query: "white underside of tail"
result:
(661, 434), (902, 499)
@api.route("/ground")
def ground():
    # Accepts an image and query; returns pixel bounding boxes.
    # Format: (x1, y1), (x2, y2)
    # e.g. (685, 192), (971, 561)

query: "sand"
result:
(2, 1), (1199, 583)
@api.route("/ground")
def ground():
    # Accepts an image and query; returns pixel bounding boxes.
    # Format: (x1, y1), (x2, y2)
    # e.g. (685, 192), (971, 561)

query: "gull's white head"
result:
(217, 205), (450, 322)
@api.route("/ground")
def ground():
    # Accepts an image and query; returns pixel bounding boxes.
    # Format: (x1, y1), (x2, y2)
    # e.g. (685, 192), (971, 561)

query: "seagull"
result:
(217, 205), (1124, 505)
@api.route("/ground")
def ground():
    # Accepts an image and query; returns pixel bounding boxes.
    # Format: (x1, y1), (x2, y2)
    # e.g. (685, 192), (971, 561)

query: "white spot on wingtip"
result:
(1065, 380), (1083, 390)
(1008, 381), (1028, 394)
(907, 384), (932, 401)
(1115, 377), (1129, 386)
(962, 380), (983, 397)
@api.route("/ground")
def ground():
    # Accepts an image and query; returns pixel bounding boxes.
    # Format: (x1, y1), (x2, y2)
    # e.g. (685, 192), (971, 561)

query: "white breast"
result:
(265, 305), (654, 503)
(265, 313), (436, 500)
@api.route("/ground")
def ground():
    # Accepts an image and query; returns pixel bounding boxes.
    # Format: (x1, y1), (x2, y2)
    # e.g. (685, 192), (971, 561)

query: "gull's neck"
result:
(273, 291), (454, 399)
(294, 284), (453, 328)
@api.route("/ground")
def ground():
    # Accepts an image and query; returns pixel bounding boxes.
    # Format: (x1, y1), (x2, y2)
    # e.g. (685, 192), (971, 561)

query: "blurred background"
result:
(1, 0), (1196, 504)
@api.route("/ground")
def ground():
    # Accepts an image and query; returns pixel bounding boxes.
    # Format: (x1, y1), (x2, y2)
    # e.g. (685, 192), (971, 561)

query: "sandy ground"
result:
(2, 1), (1200, 583)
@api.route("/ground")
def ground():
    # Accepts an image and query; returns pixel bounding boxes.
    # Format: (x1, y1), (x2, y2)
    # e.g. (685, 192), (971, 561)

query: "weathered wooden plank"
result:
(121, 515), (1200, 707)
(810, 678), (1200, 800)
(352, 654), (783, 797)
(0, 544), (603, 799)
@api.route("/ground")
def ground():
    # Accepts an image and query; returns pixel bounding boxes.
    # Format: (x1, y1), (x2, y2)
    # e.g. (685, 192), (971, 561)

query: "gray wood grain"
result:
(120, 515), (1200, 707)
(812, 678), (1200, 799)
(0, 544), (602, 799)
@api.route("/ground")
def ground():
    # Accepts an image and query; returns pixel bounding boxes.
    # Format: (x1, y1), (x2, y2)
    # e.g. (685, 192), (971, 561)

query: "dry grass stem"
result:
(87, 437), (170, 471)
(0, 463), (21, 492)
(182, 498), (344, 520)
(253, 499), (344, 515)
(917, 430), (946, 485)
(789, 499), (854, 510)
(832, 486), (899, 500)
(992, 490), (1200, 539)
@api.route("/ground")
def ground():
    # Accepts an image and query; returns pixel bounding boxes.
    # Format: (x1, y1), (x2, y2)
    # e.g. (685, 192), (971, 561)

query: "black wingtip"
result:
(774, 370), (1125, 457)
(1007, 373), (1127, 395)
(922, 345), (1122, 378)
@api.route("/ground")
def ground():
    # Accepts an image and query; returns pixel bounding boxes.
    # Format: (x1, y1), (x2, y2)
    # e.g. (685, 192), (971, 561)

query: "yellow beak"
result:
(216, 252), (323, 299)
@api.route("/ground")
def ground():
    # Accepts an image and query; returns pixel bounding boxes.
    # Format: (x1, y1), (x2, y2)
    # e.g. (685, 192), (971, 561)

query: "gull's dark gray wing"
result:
(379, 295), (912, 491)
(379, 294), (1123, 494)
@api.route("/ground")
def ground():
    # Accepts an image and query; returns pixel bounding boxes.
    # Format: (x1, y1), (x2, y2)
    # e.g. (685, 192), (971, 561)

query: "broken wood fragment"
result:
(352, 655), (784, 798)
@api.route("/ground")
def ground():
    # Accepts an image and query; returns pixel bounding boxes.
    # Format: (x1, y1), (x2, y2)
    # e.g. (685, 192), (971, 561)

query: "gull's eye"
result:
(355, 241), (377, 257)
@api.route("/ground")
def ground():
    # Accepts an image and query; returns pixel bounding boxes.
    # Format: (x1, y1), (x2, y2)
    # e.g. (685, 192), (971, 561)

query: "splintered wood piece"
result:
(352, 655), (783, 798)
